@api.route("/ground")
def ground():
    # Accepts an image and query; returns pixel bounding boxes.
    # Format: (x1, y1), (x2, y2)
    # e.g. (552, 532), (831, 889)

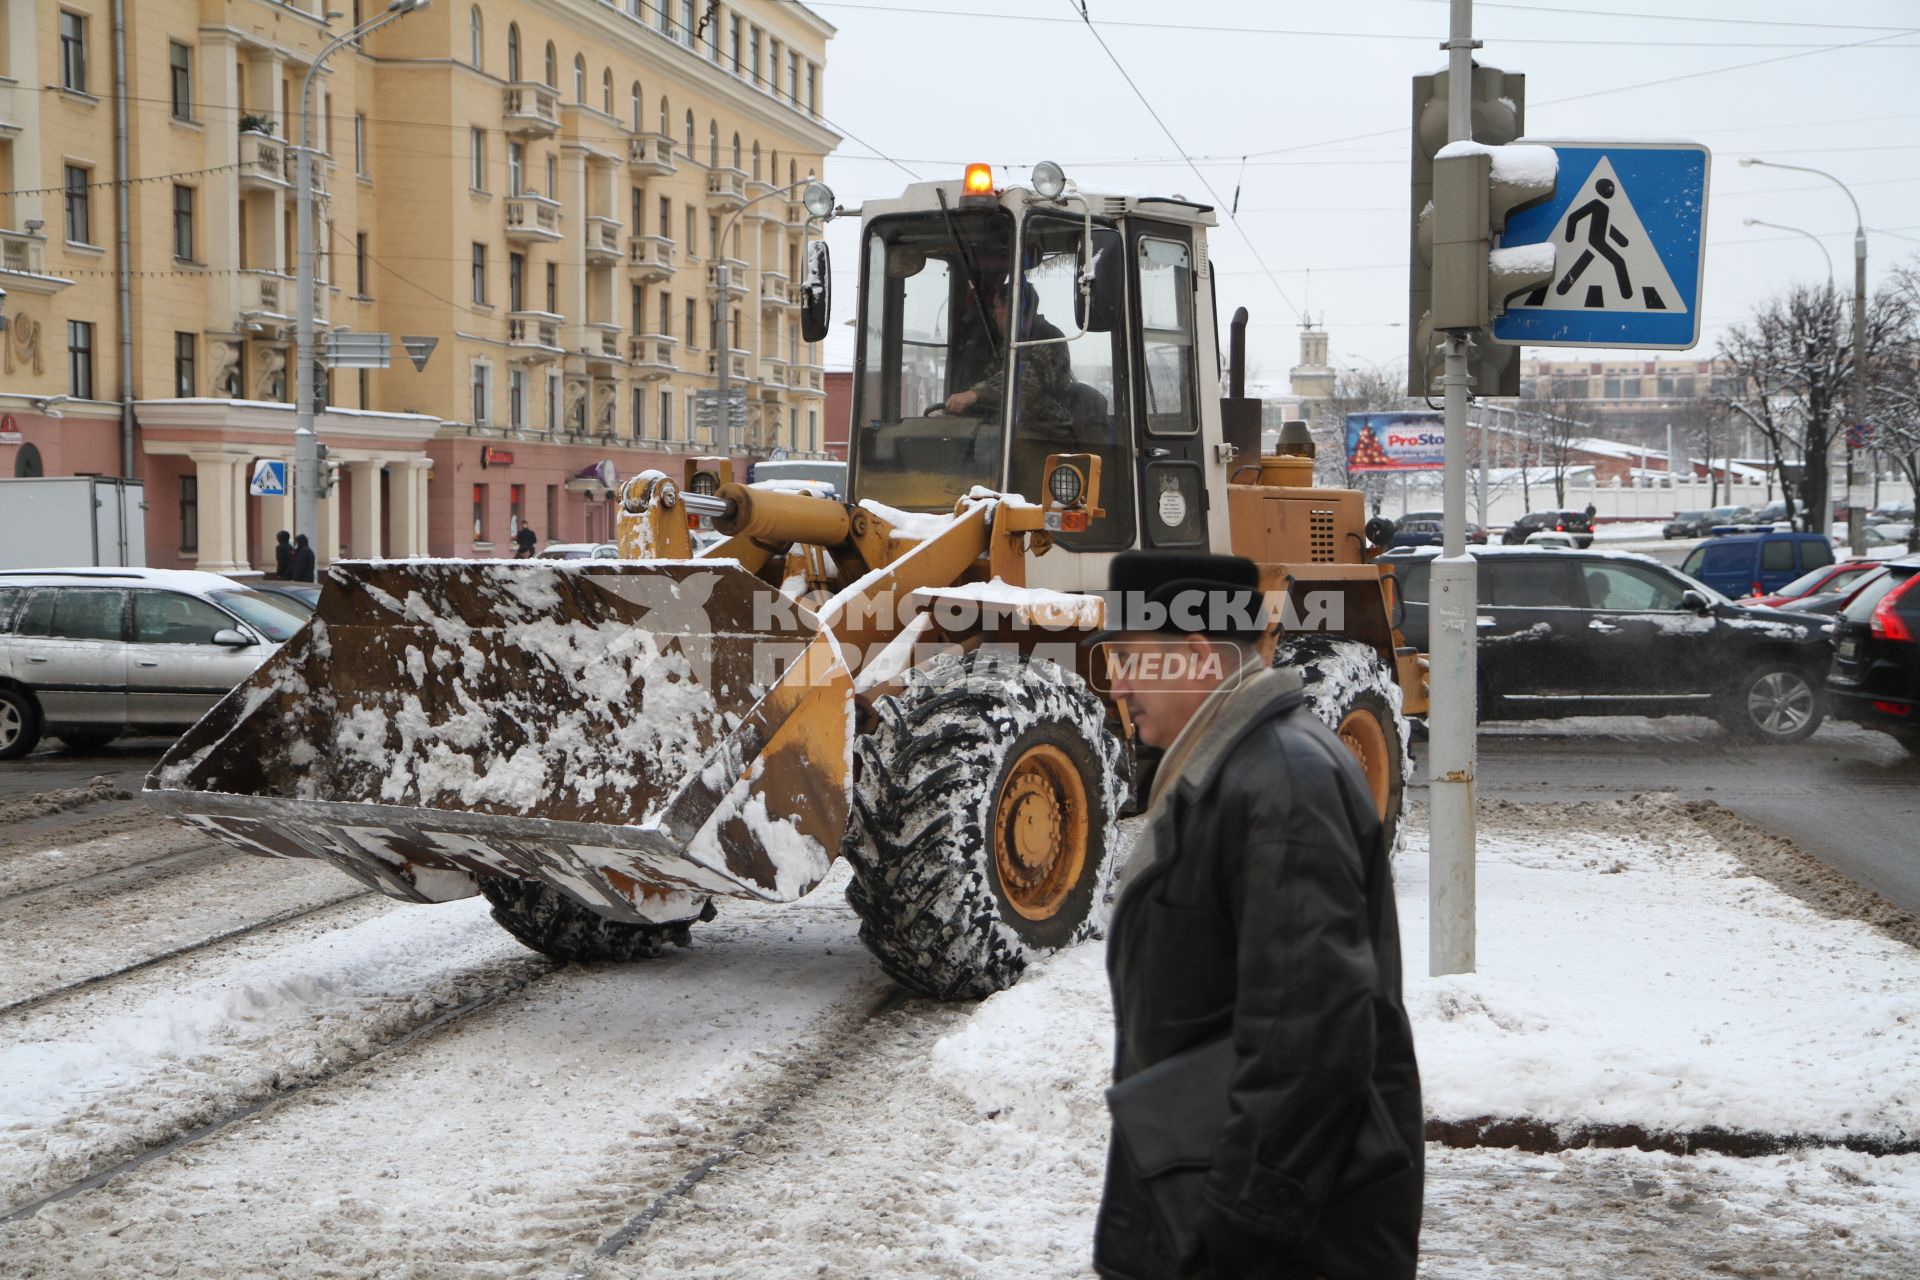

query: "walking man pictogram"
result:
(1553, 178), (1633, 308)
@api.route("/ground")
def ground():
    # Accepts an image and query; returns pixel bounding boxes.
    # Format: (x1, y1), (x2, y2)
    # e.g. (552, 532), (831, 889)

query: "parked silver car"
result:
(0, 568), (308, 759)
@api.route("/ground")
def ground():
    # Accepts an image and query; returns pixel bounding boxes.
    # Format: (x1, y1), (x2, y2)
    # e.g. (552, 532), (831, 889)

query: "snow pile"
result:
(930, 946), (1112, 1134)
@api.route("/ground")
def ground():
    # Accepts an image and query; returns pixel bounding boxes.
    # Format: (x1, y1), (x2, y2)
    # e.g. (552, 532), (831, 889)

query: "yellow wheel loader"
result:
(145, 168), (1427, 999)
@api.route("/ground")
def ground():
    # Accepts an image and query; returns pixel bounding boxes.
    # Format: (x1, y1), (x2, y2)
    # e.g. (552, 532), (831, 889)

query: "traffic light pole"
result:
(1429, 0), (1480, 976)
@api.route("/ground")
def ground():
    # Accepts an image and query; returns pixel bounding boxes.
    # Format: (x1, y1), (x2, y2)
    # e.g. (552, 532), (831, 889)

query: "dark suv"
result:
(1826, 555), (1920, 753)
(1501, 510), (1594, 548)
(1387, 547), (1833, 742)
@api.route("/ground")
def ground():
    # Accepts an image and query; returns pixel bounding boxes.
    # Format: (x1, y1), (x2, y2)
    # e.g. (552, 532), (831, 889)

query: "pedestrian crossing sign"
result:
(1491, 141), (1710, 350)
(249, 459), (288, 497)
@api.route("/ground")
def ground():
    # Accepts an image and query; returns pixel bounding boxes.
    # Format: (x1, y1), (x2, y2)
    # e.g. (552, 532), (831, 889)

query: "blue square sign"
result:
(1491, 141), (1710, 350)
(249, 459), (288, 497)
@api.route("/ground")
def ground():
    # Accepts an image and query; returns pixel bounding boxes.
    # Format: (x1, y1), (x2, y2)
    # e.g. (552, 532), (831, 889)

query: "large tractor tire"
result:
(1274, 636), (1411, 853)
(844, 651), (1126, 1001)
(478, 877), (710, 963)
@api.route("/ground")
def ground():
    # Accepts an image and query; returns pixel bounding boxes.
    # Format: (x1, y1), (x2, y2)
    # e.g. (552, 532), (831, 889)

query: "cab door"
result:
(1129, 223), (1208, 551)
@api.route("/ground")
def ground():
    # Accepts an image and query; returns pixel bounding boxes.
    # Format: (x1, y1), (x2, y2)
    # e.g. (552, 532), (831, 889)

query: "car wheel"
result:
(0, 687), (44, 761)
(1720, 665), (1823, 744)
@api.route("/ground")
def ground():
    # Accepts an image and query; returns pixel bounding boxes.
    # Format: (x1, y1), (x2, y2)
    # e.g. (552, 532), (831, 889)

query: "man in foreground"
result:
(1093, 550), (1423, 1280)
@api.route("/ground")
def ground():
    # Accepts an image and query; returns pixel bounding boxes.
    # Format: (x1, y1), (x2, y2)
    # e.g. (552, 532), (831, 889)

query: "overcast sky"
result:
(803, 0), (1919, 384)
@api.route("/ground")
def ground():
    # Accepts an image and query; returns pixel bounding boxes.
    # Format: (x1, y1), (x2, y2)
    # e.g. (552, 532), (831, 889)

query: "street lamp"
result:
(1741, 217), (1834, 289)
(712, 179), (834, 453)
(293, 0), (432, 561)
(1741, 156), (1868, 554)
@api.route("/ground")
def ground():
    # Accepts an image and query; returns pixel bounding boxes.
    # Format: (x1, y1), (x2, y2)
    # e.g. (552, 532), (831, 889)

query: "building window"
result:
(547, 371), (561, 431)
(507, 141), (524, 194)
(708, 120), (719, 169)
(59, 11), (87, 93)
(510, 368), (527, 429)
(543, 41), (557, 88)
(630, 284), (643, 333)
(354, 114), (368, 175)
(355, 232), (369, 295)
(174, 332), (196, 398)
(509, 252), (525, 311)
(472, 361), (492, 425)
(67, 320), (94, 399)
(172, 185), (195, 260)
(545, 262), (558, 313)
(659, 291), (670, 337)
(631, 83), (642, 132)
(471, 242), (488, 303)
(545, 155), (557, 196)
(509, 484), (525, 536)
(573, 54), (586, 104)
(472, 484), (489, 542)
(749, 27), (761, 84)
(631, 386), (645, 438)
(767, 38), (779, 92)
(469, 128), (486, 191)
(602, 68), (613, 114)
(685, 298), (696, 348)
(683, 110), (694, 159)
(789, 52), (800, 103)
(660, 388), (673, 440)
(507, 22), (521, 79)
(63, 165), (91, 244)
(469, 6), (483, 67)
(680, 0), (695, 47)
(751, 141), (761, 180)
(807, 64), (817, 114)
(658, 195), (671, 242)
(169, 43), (193, 120)
(179, 475), (199, 553)
(729, 17), (742, 71)
(808, 408), (818, 452)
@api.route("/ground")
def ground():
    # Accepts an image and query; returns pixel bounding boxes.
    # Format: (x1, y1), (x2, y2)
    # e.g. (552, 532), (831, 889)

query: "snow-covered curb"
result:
(934, 801), (1920, 1145)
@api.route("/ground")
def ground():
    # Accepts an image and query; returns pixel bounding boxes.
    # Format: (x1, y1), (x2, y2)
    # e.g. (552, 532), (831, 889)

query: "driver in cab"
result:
(943, 281), (1075, 429)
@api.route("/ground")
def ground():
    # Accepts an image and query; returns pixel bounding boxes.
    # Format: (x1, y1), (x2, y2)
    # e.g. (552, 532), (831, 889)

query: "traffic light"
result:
(315, 442), (341, 497)
(1407, 62), (1553, 398)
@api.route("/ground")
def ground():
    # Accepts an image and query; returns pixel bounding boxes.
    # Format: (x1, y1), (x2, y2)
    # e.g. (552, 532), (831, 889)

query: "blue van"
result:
(1681, 530), (1836, 599)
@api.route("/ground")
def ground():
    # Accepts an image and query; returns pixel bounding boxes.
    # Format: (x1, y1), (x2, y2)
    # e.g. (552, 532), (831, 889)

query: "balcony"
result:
(758, 356), (788, 397)
(238, 131), (288, 190)
(577, 322), (623, 369)
(503, 82), (559, 137)
(505, 193), (562, 243)
(629, 334), (676, 380)
(628, 235), (675, 283)
(585, 216), (623, 264)
(759, 272), (796, 312)
(792, 364), (826, 396)
(708, 259), (749, 299)
(705, 167), (748, 212)
(237, 268), (293, 325)
(784, 197), (811, 229)
(627, 133), (676, 177)
(726, 348), (750, 380)
(508, 310), (564, 361)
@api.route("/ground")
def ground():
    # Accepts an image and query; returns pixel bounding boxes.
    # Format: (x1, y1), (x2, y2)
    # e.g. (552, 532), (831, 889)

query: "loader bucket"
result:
(144, 559), (852, 924)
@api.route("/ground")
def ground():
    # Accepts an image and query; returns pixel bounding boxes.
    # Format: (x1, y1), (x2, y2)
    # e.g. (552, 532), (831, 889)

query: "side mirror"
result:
(211, 627), (255, 647)
(1680, 589), (1710, 613)
(1076, 228), (1124, 333)
(800, 240), (831, 343)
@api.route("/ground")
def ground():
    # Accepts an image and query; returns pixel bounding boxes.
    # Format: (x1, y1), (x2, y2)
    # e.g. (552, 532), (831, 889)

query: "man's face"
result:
(1103, 632), (1240, 750)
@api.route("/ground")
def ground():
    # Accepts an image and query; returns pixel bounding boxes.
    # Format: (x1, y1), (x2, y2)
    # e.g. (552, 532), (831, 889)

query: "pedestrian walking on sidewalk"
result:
(1092, 550), (1423, 1280)
(290, 533), (316, 583)
(514, 524), (538, 558)
(274, 530), (293, 580)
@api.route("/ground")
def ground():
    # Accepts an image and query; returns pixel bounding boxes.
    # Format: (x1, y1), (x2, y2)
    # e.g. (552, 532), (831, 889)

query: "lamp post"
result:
(293, 0), (432, 559)
(1741, 157), (1869, 555)
(712, 178), (834, 452)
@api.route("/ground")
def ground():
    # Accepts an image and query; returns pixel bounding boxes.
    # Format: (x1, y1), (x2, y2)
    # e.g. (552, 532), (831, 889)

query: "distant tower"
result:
(1290, 315), (1335, 401)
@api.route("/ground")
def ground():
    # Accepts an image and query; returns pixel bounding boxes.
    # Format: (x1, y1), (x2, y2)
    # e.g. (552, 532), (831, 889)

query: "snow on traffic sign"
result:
(249, 459), (287, 497)
(1491, 141), (1710, 350)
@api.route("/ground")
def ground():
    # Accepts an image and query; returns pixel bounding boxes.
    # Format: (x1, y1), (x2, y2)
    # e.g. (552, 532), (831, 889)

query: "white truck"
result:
(0, 477), (146, 570)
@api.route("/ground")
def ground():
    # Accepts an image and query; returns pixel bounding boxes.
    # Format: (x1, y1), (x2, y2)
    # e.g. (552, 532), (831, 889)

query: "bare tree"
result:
(1717, 279), (1913, 533)
(1866, 262), (1920, 551)
(1305, 362), (1409, 506)
(1513, 388), (1588, 509)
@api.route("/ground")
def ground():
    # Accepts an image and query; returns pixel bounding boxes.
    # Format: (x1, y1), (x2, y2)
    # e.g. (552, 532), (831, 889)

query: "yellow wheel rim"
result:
(1337, 707), (1393, 820)
(993, 744), (1090, 921)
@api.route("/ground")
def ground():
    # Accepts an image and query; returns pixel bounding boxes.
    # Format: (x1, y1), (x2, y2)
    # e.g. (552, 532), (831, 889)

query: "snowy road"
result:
(7, 780), (1920, 1277)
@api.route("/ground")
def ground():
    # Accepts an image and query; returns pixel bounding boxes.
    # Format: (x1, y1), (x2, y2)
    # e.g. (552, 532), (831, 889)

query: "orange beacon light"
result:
(963, 163), (994, 195)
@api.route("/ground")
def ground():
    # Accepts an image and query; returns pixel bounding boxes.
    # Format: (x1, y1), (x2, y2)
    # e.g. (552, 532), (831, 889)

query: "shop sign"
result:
(482, 446), (515, 468)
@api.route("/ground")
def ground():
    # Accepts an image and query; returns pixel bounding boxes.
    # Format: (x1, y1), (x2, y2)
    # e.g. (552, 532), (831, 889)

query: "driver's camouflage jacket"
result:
(969, 314), (1076, 434)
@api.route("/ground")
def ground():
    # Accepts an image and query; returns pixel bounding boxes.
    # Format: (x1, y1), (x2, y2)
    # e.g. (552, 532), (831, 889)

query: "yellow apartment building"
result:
(0, 0), (837, 568)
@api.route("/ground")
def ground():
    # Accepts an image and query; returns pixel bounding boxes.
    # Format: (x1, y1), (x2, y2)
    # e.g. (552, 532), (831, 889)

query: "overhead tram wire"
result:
(1062, 0), (1303, 324)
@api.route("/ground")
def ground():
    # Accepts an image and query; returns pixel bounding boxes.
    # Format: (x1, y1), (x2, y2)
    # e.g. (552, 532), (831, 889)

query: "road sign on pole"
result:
(1491, 141), (1710, 349)
(248, 459), (288, 497)
(321, 332), (392, 369)
(400, 336), (439, 371)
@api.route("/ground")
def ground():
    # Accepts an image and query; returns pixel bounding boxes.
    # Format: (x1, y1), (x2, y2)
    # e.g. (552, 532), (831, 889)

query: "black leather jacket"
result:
(1097, 673), (1423, 1280)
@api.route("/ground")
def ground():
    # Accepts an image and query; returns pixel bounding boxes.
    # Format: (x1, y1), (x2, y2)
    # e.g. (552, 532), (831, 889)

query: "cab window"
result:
(134, 591), (235, 645)
(1137, 238), (1196, 437)
(1012, 216), (1132, 549)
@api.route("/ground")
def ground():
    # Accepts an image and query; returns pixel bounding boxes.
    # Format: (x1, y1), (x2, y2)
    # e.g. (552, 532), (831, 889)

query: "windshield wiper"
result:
(934, 187), (1001, 353)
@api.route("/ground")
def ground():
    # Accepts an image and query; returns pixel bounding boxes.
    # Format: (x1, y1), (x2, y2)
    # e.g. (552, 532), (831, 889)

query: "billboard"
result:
(1345, 412), (1445, 473)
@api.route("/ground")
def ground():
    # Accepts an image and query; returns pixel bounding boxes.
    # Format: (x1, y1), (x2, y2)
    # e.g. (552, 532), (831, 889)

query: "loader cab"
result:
(849, 178), (1228, 583)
